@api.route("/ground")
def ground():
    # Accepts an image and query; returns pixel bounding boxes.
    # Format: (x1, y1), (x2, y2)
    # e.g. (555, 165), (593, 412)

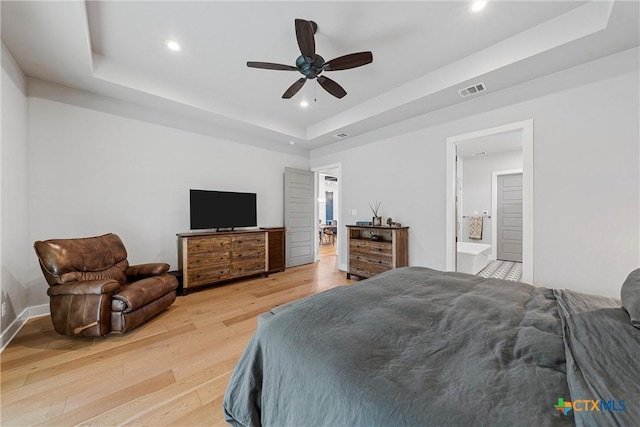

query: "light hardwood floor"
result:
(1, 244), (352, 426)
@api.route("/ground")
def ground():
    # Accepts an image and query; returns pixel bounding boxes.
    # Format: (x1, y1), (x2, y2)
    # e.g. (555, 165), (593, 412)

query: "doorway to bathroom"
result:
(446, 120), (534, 284)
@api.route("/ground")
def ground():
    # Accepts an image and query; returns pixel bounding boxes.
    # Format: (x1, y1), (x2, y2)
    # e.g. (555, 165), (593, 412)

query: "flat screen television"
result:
(190, 189), (257, 230)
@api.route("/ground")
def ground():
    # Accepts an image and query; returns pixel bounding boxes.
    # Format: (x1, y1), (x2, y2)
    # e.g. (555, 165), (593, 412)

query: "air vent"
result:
(458, 82), (487, 98)
(333, 132), (349, 139)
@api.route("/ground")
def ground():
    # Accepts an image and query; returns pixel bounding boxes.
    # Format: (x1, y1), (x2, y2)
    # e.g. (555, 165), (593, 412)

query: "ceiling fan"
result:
(247, 19), (373, 99)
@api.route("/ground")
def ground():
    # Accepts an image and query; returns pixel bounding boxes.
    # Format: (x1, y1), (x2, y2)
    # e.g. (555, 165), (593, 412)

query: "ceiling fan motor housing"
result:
(296, 54), (325, 79)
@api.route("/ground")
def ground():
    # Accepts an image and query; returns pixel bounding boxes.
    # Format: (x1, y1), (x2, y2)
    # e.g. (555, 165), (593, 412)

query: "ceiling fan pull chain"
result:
(315, 80), (317, 102)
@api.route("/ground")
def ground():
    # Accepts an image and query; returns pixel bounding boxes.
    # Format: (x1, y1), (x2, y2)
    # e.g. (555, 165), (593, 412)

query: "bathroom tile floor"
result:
(477, 260), (522, 282)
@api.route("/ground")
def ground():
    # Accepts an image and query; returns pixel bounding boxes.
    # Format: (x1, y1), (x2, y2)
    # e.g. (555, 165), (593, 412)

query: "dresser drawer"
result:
(233, 247), (266, 262)
(231, 258), (265, 276)
(349, 259), (392, 278)
(349, 252), (392, 268)
(186, 252), (230, 269)
(187, 267), (231, 286)
(232, 234), (265, 249)
(350, 240), (392, 256)
(187, 237), (231, 254)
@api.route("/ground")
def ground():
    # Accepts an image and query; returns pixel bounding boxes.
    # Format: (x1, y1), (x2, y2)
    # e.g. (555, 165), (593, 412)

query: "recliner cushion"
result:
(34, 233), (129, 285)
(111, 275), (178, 313)
(60, 260), (128, 286)
(126, 263), (170, 281)
(47, 279), (120, 296)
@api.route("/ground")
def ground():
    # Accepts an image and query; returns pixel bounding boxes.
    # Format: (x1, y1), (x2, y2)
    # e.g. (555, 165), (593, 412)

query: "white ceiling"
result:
(2, 1), (639, 154)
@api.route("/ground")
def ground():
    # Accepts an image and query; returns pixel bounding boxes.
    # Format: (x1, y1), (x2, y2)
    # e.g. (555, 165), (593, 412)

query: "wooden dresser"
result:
(263, 227), (286, 273)
(178, 229), (283, 294)
(346, 225), (409, 279)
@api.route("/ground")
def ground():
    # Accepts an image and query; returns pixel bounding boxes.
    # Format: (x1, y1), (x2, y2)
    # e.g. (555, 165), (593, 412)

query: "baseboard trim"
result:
(1, 303), (50, 352)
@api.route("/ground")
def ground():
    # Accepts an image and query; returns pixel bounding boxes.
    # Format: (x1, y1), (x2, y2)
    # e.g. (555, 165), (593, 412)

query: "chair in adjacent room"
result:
(33, 233), (178, 337)
(323, 226), (336, 245)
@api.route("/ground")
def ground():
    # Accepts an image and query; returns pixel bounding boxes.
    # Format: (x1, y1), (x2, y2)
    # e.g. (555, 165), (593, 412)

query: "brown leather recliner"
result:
(34, 233), (178, 337)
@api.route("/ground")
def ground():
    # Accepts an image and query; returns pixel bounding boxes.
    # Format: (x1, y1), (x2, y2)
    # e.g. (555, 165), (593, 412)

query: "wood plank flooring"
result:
(1, 245), (352, 426)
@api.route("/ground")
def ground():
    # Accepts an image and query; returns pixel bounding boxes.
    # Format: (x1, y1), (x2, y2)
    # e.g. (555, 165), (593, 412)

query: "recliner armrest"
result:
(125, 263), (170, 281)
(47, 279), (120, 296)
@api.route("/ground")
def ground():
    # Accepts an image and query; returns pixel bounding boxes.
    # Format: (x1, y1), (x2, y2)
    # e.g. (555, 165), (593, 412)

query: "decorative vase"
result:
(372, 216), (382, 226)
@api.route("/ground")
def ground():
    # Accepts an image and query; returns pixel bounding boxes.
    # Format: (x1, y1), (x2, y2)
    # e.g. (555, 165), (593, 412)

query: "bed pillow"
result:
(621, 268), (640, 329)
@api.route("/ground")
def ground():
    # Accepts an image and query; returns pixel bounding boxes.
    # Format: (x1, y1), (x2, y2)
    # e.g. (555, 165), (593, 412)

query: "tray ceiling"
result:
(2, 1), (638, 153)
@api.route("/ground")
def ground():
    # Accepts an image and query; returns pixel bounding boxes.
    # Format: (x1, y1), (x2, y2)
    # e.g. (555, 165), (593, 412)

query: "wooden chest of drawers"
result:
(346, 225), (409, 279)
(177, 230), (268, 294)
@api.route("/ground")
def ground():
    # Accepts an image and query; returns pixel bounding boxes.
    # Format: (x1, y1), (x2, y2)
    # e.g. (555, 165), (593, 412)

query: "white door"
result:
(284, 167), (314, 267)
(497, 173), (523, 262)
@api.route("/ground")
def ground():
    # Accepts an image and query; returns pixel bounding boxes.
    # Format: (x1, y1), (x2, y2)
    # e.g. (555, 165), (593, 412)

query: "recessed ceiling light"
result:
(289, 141), (296, 146)
(165, 40), (181, 52)
(470, 1), (487, 13)
(300, 100), (309, 107)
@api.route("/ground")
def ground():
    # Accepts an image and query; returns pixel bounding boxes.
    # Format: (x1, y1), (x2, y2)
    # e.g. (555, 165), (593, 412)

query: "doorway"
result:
(312, 164), (341, 263)
(446, 120), (534, 284)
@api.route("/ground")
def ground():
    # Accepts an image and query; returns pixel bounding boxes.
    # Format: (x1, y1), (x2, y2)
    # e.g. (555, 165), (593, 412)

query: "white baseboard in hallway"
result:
(478, 260), (522, 282)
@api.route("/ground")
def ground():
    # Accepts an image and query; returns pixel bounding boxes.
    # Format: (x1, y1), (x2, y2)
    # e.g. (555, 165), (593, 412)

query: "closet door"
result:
(497, 173), (523, 262)
(284, 167), (314, 267)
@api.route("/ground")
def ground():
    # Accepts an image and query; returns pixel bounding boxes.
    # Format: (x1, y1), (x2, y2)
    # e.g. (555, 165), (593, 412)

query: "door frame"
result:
(311, 163), (342, 263)
(491, 169), (522, 261)
(445, 119), (534, 283)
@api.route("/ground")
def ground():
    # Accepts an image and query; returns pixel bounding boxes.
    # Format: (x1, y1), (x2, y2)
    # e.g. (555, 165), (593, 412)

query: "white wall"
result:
(311, 51), (639, 298)
(1, 42), (30, 341)
(460, 150), (522, 244)
(26, 80), (309, 307)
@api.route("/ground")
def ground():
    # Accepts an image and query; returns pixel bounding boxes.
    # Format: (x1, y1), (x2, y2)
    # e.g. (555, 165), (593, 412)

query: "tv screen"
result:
(190, 190), (257, 230)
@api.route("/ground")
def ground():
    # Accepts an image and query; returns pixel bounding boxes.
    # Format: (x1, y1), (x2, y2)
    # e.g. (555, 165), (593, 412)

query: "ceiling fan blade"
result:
(295, 19), (315, 58)
(323, 52), (373, 71)
(282, 78), (307, 99)
(317, 76), (347, 99)
(247, 61), (298, 71)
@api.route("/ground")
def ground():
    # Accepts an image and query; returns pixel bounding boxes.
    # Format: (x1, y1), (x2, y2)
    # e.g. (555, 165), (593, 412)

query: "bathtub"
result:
(457, 242), (492, 275)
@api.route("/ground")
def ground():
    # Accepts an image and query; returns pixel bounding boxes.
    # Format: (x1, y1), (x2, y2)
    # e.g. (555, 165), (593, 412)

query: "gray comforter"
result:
(223, 267), (639, 426)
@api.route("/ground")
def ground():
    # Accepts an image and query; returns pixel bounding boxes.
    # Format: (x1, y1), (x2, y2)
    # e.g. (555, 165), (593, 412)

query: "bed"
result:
(223, 266), (640, 426)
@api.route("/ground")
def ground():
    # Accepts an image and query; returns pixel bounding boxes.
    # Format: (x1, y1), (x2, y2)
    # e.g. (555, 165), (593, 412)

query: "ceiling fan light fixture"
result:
(300, 100), (309, 107)
(470, 1), (487, 13)
(165, 40), (182, 52)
